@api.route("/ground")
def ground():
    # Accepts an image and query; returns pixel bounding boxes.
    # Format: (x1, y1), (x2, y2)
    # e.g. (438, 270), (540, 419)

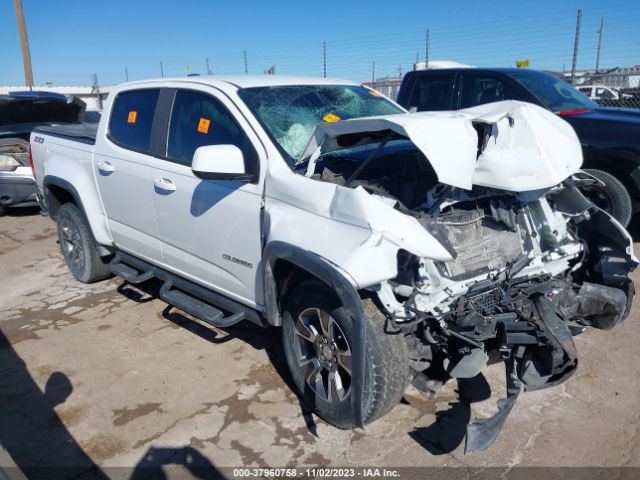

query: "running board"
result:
(110, 251), (266, 328)
(159, 281), (246, 328)
(110, 254), (154, 284)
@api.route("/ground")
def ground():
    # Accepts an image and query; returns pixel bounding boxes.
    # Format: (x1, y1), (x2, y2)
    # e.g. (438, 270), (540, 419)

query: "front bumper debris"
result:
(464, 294), (579, 453)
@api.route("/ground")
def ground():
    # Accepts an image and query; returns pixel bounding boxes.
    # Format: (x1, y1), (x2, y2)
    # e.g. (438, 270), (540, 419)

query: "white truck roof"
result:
(120, 75), (358, 90)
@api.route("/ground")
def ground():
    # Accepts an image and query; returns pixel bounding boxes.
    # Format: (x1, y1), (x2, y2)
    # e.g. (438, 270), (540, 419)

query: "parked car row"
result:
(397, 68), (640, 227)
(28, 73), (637, 453)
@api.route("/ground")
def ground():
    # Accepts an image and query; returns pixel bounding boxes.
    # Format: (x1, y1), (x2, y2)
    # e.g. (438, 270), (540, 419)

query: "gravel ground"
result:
(1, 208), (639, 479)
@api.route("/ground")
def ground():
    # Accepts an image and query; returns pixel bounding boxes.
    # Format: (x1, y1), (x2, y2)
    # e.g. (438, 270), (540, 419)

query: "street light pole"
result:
(13, 0), (34, 89)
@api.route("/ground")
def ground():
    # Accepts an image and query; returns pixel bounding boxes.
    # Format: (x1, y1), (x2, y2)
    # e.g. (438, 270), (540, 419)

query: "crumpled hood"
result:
(300, 100), (583, 192)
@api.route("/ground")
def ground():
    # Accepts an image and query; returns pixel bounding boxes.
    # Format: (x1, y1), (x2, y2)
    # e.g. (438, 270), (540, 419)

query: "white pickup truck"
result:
(30, 75), (637, 452)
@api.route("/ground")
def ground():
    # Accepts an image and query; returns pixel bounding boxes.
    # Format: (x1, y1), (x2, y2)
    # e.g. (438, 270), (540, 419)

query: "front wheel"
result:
(56, 203), (112, 283)
(581, 169), (633, 227)
(282, 279), (409, 428)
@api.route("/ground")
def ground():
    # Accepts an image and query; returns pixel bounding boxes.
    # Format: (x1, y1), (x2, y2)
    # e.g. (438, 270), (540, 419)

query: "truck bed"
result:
(33, 123), (97, 145)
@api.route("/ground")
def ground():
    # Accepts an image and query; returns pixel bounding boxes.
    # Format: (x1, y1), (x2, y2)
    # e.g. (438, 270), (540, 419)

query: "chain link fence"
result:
(571, 70), (640, 109)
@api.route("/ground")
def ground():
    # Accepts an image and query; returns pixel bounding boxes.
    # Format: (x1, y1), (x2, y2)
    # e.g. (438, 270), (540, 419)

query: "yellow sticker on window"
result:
(368, 89), (384, 97)
(323, 113), (341, 123)
(197, 117), (211, 134)
(127, 111), (137, 123)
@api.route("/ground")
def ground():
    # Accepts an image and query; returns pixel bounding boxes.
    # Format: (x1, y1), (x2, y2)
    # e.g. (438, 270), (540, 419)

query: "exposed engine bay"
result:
(298, 104), (637, 452)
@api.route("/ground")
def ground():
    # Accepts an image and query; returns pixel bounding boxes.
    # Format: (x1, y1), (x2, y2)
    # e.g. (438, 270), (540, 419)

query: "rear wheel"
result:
(56, 203), (111, 283)
(282, 279), (409, 428)
(581, 169), (633, 227)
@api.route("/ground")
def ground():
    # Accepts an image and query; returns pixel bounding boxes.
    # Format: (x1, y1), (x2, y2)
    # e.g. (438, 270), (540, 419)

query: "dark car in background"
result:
(397, 68), (640, 226)
(0, 91), (85, 215)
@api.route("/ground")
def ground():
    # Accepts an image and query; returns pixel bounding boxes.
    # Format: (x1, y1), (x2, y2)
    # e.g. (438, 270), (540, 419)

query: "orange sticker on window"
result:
(127, 111), (137, 123)
(197, 117), (211, 134)
(368, 89), (384, 97)
(323, 113), (341, 123)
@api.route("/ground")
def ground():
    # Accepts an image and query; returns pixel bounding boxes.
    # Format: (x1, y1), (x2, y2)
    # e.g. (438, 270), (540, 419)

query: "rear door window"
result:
(108, 89), (160, 152)
(578, 87), (593, 97)
(596, 87), (615, 99)
(459, 75), (519, 108)
(407, 74), (455, 111)
(166, 89), (258, 174)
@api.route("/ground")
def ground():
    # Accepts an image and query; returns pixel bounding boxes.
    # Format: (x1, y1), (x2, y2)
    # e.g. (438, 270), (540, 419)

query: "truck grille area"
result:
(437, 208), (523, 279)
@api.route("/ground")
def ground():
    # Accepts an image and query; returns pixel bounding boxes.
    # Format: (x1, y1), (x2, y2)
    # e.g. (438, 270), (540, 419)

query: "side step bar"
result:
(109, 251), (266, 328)
(159, 281), (246, 328)
(109, 254), (154, 284)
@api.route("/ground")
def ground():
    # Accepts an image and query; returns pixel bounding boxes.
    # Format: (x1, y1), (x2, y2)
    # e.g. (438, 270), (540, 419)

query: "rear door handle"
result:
(153, 177), (177, 192)
(97, 161), (115, 173)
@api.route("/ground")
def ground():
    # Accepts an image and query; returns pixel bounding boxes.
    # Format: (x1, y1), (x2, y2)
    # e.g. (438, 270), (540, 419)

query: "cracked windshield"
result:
(238, 85), (404, 162)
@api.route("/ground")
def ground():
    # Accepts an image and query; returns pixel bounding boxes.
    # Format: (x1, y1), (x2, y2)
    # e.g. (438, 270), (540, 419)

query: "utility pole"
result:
(13, 0), (34, 89)
(206, 57), (212, 75)
(371, 61), (375, 82)
(160, 61), (164, 78)
(425, 29), (430, 69)
(323, 41), (327, 78)
(125, 67), (129, 82)
(91, 73), (103, 110)
(243, 50), (248, 74)
(595, 16), (605, 72)
(570, 9), (582, 85)
(397, 64), (403, 79)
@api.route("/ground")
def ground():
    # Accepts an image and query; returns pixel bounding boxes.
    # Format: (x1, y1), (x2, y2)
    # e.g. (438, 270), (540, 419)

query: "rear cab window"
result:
(108, 89), (160, 152)
(406, 73), (455, 111)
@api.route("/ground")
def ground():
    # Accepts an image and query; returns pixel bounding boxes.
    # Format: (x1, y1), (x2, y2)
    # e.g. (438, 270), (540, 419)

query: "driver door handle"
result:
(153, 177), (177, 192)
(97, 161), (115, 173)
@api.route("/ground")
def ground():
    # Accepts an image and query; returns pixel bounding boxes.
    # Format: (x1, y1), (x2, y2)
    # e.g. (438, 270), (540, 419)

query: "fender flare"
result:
(43, 175), (86, 219)
(42, 175), (113, 255)
(263, 240), (366, 428)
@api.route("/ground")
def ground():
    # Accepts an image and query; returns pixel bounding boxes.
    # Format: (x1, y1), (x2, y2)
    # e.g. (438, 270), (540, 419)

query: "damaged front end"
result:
(297, 101), (637, 452)
(388, 182), (636, 452)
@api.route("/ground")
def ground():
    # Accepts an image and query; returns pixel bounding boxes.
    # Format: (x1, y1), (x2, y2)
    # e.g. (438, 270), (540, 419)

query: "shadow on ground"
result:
(0, 329), (225, 479)
(0, 329), (107, 479)
(2, 205), (41, 217)
(408, 374), (492, 455)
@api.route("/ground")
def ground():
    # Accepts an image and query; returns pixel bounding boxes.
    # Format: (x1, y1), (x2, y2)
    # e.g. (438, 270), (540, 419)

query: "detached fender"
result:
(262, 240), (366, 427)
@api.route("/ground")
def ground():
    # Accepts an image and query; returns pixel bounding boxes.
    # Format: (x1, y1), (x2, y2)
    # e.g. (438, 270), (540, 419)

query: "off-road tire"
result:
(583, 169), (633, 227)
(282, 279), (409, 428)
(56, 203), (111, 283)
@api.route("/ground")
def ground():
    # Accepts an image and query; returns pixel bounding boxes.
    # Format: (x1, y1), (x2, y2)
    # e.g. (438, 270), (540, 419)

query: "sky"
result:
(1, 0), (638, 87)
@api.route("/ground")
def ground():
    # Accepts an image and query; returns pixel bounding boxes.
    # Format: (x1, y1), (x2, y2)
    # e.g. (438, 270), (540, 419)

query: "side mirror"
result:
(191, 144), (252, 181)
